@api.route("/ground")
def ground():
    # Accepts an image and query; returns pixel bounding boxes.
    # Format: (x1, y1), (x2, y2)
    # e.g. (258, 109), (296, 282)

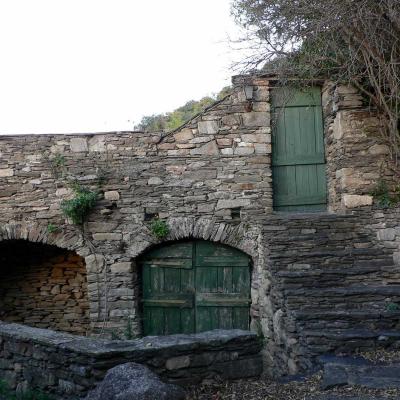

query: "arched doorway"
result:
(140, 240), (251, 335)
(0, 240), (90, 335)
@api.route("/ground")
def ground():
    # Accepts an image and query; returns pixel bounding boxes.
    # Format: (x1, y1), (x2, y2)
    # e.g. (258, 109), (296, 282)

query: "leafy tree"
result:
(135, 86), (231, 132)
(231, 0), (400, 159)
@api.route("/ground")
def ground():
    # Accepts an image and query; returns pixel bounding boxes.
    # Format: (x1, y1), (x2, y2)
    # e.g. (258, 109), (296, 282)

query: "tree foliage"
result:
(135, 86), (232, 132)
(231, 0), (400, 158)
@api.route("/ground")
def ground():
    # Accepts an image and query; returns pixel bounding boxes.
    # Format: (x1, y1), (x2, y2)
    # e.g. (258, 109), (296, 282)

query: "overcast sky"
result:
(0, 0), (243, 134)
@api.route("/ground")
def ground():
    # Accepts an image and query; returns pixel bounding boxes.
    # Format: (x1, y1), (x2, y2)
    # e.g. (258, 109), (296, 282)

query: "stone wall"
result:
(0, 76), (271, 335)
(322, 82), (396, 211)
(0, 241), (90, 335)
(258, 208), (400, 376)
(1, 73), (400, 378)
(0, 322), (262, 399)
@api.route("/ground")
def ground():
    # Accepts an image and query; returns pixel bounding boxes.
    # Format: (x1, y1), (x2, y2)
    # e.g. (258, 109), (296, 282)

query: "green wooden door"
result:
(272, 87), (327, 211)
(142, 241), (250, 335)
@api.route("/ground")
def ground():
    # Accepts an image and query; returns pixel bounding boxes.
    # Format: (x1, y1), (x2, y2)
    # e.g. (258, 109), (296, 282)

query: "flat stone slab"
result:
(308, 396), (399, 400)
(319, 355), (400, 390)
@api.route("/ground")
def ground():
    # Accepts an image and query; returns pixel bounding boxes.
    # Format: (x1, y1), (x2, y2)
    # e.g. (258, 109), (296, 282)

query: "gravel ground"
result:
(186, 373), (400, 400)
(358, 349), (400, 363)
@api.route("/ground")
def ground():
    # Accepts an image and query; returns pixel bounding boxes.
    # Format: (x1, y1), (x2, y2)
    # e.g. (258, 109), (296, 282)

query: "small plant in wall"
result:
(46, 223), (61, 234)
(61, 183), (98, 225)
(150, 218), (169, 239)
(370, 180), (400, 208)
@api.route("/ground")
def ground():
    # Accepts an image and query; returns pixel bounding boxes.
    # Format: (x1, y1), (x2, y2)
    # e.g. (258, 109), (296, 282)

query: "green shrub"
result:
(61, 185), (98, 225)
(370, 180), (400, 208)
(150, 219), (169, 239)
(46, 223), (59, 234)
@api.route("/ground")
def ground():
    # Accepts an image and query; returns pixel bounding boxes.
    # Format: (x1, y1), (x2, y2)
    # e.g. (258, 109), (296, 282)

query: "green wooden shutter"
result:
(272, 87), (327, 211)
(142, 241), (251, 335)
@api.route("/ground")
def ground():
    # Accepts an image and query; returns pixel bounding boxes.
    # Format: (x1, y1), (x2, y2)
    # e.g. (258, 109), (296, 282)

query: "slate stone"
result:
(85, 363), (186, 400)
(308, 396), (399, 400)
(320, 356), (400, 391)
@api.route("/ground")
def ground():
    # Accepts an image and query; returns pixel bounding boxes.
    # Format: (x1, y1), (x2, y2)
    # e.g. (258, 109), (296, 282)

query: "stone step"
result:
(278, 265), (395, 279)
(304, 329), (400, 341)
(307, 396), (398, 400)
(295, 310), (400, 321)
(319, 355), (400, 391)
(285, 285), (400, 298)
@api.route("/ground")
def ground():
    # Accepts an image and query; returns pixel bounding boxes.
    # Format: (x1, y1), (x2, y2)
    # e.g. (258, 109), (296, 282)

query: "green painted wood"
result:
(194, 241), (250, 332)
(142, 242), (195, 335)
(272, 87), (327, 211)
(142, 241), (251, 335)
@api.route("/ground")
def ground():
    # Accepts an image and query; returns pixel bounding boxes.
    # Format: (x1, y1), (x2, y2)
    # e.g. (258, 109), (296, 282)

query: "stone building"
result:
(0, 73), (399, 377)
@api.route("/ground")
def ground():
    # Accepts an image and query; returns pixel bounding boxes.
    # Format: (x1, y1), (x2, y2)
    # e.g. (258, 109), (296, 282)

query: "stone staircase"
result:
(263, 211), (400, 372)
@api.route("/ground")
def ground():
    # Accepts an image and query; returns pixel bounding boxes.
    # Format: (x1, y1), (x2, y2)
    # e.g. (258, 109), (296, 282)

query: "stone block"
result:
(174, 128), (193, 143)
(88, 136), (106, 152)
(110, 262), (132, 274)
(166, 356), (190, 370)
(104, 191), (120, 201)
(190, 140), (219, 156)
(342, 194), (373, 208)
(221, 115), (240, 126)
(198, 120), (219, 134)
(0, 168), (14, 177)
(221, 148), (233, 155)
(368, 144), (390, 155)
(242, 112), (269, 127)
(216, 199), (251, 210)
(254, 143), (271, 154)
(92, 233), (122, 241)
(234, 146), (254, 155)
(216, 138), (232, 147)
(377, 228), (396, 241)
(148, 177), (163, 185)
(70, 138), (88, 152)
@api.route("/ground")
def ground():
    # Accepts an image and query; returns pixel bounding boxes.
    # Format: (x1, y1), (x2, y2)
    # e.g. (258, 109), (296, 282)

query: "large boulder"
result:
(85, 363), (186, 400)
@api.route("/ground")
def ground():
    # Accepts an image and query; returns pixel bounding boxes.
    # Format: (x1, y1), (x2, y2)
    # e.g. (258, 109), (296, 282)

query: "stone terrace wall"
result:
(0, 241), (90, 335)
(0, 322), (262, 399)
(259, 208), (400, 376)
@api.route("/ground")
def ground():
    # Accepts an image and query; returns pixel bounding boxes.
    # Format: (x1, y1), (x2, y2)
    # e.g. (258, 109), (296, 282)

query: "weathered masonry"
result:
(0, 73), (400, 381)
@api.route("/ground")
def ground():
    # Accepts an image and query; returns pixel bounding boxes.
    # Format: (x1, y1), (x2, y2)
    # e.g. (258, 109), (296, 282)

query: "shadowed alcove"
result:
(0, 240), (90, 335)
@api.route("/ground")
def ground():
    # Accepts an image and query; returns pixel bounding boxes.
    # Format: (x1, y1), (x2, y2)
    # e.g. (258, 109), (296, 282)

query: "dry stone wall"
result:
(0, 322), (262, 399)
(0, 76), (271, 336)
(323, 82), (397, 211)
(259, 208), (400, 376)
(0, 74), (400, 379)
(0, 241), (90, 335)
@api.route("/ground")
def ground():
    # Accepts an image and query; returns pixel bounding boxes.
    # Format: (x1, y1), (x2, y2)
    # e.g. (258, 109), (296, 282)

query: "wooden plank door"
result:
(194, 241), (250, 332)
(142, 241), (251, 335)
(142, 242), (195, 335)
(272, 87), (327, 211)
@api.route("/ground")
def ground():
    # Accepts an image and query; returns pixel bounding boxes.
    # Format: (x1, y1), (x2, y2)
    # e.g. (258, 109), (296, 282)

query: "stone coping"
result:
(0, 321), (258, 358)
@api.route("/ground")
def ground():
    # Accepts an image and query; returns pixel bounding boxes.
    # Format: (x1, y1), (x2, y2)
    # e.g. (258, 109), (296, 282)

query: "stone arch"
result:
(127, 217), (260, 260)
(0, 222), (96, 334)
(123, 218), (264, 337)
(0, 222), (90, 258)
